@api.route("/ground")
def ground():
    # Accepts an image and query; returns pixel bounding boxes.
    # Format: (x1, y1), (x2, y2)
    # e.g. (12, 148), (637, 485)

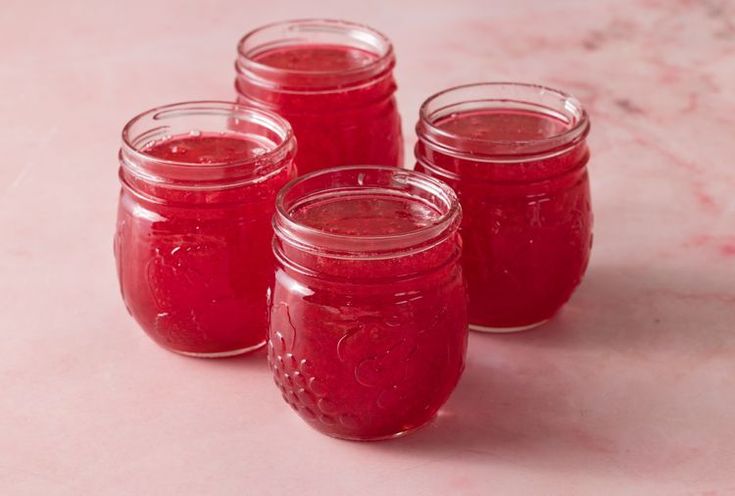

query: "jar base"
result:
(469, 319), (549, 334)
(170, 340), (266, 358)
(317, 415), (435, 442)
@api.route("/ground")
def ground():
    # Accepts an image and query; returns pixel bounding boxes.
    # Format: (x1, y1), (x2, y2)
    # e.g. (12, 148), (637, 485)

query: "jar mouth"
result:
(274, 166), (461, 258)
(120, 101), (295, 188)
(236, 19), (395, 91)
(417, 82), (590, 159)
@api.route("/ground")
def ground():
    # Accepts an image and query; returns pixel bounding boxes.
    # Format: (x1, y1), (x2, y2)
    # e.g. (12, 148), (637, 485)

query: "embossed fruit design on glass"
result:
(114, 101), (296, 356)
(269, 166), (468, 440)
(235, 19), (403, 175)
(415, 83), (593, 332)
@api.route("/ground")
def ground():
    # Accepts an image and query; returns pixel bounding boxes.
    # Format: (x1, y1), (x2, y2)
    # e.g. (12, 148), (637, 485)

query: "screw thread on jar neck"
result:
(235, 19), (396, 94)
(119, 101), (295, 192)
(417, 82), (590, 163)
(272, 166), (462, 279)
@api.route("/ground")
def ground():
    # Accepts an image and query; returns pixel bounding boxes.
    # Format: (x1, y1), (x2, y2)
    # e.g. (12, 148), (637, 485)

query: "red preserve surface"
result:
(417, 109), (592, 329)
(115, 133), (293, 355)
(269, 191), (467, 440)
(142, 134), (269, 164)
(290, 195), (441, 235)
(255, 44), (377, 72)
(237, 44), (403, 174)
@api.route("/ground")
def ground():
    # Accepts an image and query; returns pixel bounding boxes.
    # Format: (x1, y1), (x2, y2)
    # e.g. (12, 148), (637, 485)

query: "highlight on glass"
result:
(115, 101), (296, 357)
(415, 82), (593, 332)
(235, 19), (403, 175)
(268, 166), (468, 440)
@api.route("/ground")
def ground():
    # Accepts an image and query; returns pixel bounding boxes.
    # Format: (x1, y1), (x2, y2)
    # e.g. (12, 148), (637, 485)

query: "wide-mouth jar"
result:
(115, 101), (296, 356)
(235, 19), (403, 174)
(415, 83), (593, 332)
(268, 166), (468, 440)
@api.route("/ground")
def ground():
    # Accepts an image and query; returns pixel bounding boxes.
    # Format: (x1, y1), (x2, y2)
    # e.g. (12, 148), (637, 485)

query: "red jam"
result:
(143, 134), (267, 164)
(415, 83), (593, 331)
(235, 20), (403, 175)
(254, 45), (377, 73)
(115, 102), (295, 356)
(270, 167), (467, 440)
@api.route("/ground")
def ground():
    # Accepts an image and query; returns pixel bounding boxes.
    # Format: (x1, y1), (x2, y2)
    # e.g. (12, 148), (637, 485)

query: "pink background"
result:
(2, 0), (734, 494)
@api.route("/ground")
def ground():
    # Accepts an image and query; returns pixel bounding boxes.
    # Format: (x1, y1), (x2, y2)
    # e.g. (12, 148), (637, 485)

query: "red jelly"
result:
(270, 166), (467, 440)
(115, 102), (296, 356)
(415, 83), (593, 332)
(235, 19), (403, 175)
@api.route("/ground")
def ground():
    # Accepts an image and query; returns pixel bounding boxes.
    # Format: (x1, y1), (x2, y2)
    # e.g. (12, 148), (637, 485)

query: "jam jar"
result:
(269, 166), (467, 440)
(415, 83), (593, 332)
(115, 101), (296, 356)
(235, 19), (403, 174)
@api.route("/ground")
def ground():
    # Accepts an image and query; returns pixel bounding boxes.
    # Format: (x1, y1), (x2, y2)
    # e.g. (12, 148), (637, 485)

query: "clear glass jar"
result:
(415, 83), (593, 332)
(115, 101), (296, 356)
(235, 19), (403, 175)
(269, 166), (467, 440)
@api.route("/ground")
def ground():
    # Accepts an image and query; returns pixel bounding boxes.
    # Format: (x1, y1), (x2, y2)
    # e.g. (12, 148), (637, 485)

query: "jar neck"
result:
(273, 233), (463, 284)
(415, 82), (590, 182)
(272, 166), (461, 279)
(235, 19), (396, 96)
(234, 70), (397, 112)
(415, 139), (589, 184)
(119, 101), (295, 202)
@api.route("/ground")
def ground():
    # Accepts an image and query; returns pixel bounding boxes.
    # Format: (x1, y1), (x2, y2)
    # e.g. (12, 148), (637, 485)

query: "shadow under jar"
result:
(270, 166), (468, 440)
(115, 101), (296, 357)
(415, 83), (593, 332)
(235, 19), (403, 175)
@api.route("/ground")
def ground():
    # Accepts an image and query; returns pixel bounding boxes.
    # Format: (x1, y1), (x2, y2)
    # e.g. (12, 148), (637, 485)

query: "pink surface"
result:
(1, 0), (734, 494)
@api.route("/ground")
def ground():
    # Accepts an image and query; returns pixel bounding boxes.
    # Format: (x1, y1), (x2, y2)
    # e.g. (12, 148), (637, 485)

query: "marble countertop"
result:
(2, 0), (734, 494)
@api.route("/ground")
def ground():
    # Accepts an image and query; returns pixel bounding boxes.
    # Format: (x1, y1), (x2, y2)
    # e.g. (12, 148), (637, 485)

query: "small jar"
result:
(235, 19), (403, 175)
(115, 101), (296, 356)
(415, 83), (593, 332)
(270, 166), (467, 440)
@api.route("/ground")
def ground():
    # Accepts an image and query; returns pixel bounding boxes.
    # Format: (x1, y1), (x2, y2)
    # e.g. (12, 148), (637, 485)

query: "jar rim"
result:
(417, 82), (590, 159)
(274, 165), (461, 258)
(236, 19), (395, 90)
(118, 100), (296, 190)
(122, 100), (294, 169)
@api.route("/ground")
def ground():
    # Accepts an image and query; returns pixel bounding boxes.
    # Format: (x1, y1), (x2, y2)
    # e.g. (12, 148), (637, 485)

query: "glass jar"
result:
(235, 19), (403, 175)
(269, 166), (467, 440)
(415, 83), (593, 332)
(115, 101), (296, 356)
